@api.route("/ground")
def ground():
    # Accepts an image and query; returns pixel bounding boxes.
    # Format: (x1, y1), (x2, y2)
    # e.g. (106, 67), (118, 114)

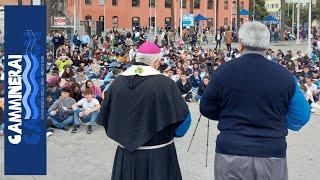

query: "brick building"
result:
(65, 0), (249, 32)
(1, 0), (250, 34)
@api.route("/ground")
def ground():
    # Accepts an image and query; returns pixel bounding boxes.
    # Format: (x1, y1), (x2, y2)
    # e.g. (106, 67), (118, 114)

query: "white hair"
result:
(136, 52), (162, 65)
(238, 21), (270, 50)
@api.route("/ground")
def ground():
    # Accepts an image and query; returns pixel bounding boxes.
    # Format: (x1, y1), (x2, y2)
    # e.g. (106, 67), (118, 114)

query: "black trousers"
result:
(183, 92), (192, 102)
(216, 41), (221, 49)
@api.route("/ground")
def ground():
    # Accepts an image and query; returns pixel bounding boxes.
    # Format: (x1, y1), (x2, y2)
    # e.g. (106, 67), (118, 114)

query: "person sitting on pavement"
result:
(87, 58), (101, 79)
(71, 89), (101, 134)
(176, 72), (192, 102)
(195, 76), (210, 102)
(47, 87), (76, 131)
(55, 52), (73, 73)
(47, 82), (62, 108)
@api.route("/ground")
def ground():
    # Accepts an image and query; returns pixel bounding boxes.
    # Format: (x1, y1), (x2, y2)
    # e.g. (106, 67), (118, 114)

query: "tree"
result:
(253, 0), (268, 21)
(18, 0), (23, 5)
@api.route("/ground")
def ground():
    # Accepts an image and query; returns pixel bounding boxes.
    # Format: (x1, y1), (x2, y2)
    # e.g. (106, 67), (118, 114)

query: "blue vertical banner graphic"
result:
(4, 6), (47, 175)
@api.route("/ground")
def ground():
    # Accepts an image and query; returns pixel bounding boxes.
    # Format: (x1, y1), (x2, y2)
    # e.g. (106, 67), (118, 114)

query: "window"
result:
(165, 17), (172, 28)
(85, 15), (92, 21)
(132, 0), (140, 7)
(98, 0), (104, 5)
(232, 1), (236, 12)
(99, 16), (104, 22)
(165, 0), (173, 8)
(149, 0), (155, 7)
(132, 17), (140, 28)
(194, 0), (200, 9)
(112, 0), (118, 6)
(112, 16), (119, 28)
(224, 18), (228, 25)
(224, 1), (228, 10)
(240, 1), (244, 9)
(149, 17), (155, 27)
(275, 4), (279, 8)
(207, 18), (214, 27)
(85, 0), (92, 5)
(208, 0), (213, 9)
(180, 0), (186, 8)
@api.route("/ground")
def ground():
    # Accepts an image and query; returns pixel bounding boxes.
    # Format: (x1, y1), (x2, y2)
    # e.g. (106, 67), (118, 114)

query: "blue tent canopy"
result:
(240, 9), (249, 16)
(194, 14), (208, 21)
(263, 15), (280, 24)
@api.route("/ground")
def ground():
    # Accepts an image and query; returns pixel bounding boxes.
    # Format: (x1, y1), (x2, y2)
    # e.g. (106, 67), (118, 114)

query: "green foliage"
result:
(251, 0), (268, 20)
(284, 2), (320, 26)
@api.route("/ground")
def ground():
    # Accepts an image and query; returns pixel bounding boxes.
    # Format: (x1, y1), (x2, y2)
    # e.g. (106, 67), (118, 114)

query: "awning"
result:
(240, 9), (250, 16)
(194, 14), (208, 21)
(263, 15), (280, 24)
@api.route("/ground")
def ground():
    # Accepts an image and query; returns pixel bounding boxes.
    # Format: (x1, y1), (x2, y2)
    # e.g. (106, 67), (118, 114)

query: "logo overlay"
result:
(4, 6), (46, 175)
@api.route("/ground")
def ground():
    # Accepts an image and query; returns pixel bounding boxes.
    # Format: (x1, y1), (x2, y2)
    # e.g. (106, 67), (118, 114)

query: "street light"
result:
(307, 0), (312, 53)
(180, 0), (183, 38)
(155, 0), (157, 35)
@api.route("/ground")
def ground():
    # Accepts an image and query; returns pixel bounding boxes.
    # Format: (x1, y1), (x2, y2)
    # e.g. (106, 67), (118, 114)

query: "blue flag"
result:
(4, 6), (47, 175)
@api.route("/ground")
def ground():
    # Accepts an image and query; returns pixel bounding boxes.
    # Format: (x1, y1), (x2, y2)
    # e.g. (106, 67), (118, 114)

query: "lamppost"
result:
(180, 0), (183, 38)
(307, 0), (312, 53)
(155, 0), (157, 35)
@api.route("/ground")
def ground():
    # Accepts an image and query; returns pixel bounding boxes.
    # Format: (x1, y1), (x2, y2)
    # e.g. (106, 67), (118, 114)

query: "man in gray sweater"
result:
(48, 87), (76, 130)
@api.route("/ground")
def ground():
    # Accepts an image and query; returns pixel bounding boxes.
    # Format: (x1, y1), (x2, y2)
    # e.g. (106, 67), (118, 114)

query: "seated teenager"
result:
(176, 72), (192, 102)
(47, 82), (62, 107)
(71, 89), (101, 134)
(47, 87), (76, 131)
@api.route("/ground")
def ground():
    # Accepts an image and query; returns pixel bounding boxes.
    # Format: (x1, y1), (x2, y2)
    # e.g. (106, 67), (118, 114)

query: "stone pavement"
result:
(0, 103), (320, 180)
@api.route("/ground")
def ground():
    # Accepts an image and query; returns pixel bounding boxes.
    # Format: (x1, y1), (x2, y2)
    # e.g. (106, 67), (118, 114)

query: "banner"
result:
(4, 6), (46, 175)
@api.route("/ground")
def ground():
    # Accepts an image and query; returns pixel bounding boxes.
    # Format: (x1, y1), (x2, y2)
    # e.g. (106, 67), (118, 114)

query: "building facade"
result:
(66, 0), (249, 32)
(265, 0), (281, 18)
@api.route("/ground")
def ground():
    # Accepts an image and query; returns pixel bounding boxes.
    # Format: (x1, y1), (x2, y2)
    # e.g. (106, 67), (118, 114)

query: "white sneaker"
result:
(0, 130), (3, 136)
(46, 132), (53, 137)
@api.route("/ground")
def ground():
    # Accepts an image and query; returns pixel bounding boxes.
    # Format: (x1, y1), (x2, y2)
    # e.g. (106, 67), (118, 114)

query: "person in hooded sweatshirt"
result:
(97, 42), (191, 180)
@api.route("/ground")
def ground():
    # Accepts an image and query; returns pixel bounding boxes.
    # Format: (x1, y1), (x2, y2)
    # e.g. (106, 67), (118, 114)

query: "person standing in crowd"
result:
(97, 42), (191, 180)
(0, 30), (4, 50)
(52, 32), (61, 58)
(0, 99), (4, 136)
(47, 87), (77, 131)
(200, 21), (310, 180)
(71, 89), (101, 134)
(215, 30), (223, 50)
(225, 28), (233, 56)
(72, 30), (81, 48)
(81, 31), (91, 48)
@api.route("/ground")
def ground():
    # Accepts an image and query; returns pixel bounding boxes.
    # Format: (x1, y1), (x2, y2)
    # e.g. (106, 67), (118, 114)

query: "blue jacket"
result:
(189, 75), (202, 88)
(200, 53), (310, 158)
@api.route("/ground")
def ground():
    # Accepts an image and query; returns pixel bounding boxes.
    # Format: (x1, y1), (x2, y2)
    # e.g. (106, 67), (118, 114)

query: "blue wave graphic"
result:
(22, 30), (36, 120)
(30, 55), (39, 119)
(22, 55), (32, 119)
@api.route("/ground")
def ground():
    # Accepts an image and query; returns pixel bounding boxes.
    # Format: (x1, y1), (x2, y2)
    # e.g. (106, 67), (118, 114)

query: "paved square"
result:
(0, 103), (319, 180)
